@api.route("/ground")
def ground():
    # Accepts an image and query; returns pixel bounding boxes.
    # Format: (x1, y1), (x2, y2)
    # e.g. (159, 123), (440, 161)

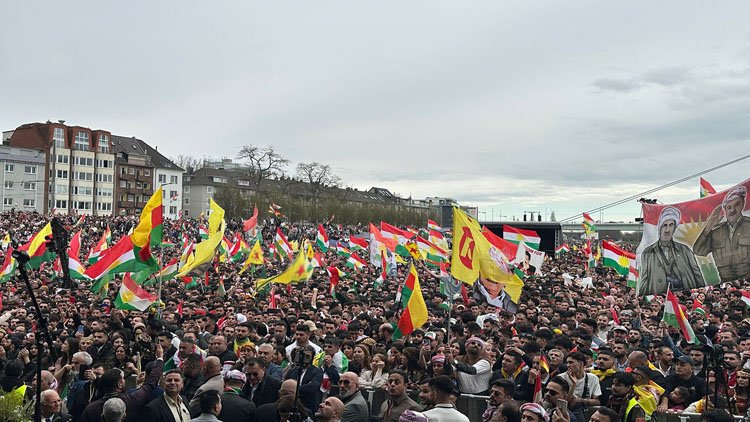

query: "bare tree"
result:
(296, 162), (341, 202)
(236, 145), (290, 191)
(172, 154), (202, 171)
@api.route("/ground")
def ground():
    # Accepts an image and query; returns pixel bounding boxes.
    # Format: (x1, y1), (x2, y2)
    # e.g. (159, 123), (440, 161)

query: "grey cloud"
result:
(592, 78), (643, 93)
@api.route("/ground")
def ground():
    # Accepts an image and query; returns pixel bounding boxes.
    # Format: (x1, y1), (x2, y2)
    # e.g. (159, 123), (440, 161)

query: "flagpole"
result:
(157, 247), (164, 318)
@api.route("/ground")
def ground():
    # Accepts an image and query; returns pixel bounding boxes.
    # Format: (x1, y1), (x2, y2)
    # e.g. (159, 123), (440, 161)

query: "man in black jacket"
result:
(207, 335), (237, 365)
(87, 329), (116, 368)
(284, 346), (324, 415)
(242, 357), (281, 407)
(219, 370), (255, 421)
(80, 344), (164, 422)
(143, 369), (191, 422)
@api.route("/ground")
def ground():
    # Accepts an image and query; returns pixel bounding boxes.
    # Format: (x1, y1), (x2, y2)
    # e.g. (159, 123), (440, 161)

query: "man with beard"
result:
(591, 349), (617, 406)
(256, 343), (283, 380)
(379, 370), (422, 421)
(489, 350), (533, 402)
(337, 372), (368, 422)
(181, 354), (204, 402)
(232, 322), (253, 354)
(628, 329), (647, 349)
(612, 339), (629, 371)
(207, 335), (237, 365)
(418, 378), (434, 411)
(482, 379), (515, 422)
(242, 357), (281, 407)
(542, 376), (575, 419)
(653, 345), (675, 377)
(657, 355), (708, 413)
(314, 397), (345, 422)
(88, 329), (116, 368)
(451, 336), (492, 394)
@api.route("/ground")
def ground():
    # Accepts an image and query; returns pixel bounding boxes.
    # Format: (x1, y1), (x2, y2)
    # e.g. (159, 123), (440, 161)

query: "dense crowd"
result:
(0, 209), (746, 422)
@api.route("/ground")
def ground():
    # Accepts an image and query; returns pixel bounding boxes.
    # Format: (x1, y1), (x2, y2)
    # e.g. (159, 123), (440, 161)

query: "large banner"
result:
(636, 179), (750, 295)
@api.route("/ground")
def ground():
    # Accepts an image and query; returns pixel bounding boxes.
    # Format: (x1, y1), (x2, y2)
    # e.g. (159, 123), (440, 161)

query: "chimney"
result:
(58, 120), (65, 124)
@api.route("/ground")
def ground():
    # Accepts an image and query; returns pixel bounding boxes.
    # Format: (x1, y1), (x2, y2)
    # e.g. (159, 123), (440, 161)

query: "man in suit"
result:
(284, 346), (324, 415)
(254, 379), (298, 420)
(257, 343), (283, 380)
(40, 389), (71, 422)
(190, 390), (223, 422)
(242, 357), (281, 407)
(338, 372), (369, 422)
(189, 356), (223, 417)
(219, 370), (255, 421)
(144, 370), (191, 422)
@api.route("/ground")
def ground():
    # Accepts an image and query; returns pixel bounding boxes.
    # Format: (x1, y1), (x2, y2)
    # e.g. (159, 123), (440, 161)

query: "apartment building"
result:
(6, 121), (116, 215)
(0, 139), (46, 213)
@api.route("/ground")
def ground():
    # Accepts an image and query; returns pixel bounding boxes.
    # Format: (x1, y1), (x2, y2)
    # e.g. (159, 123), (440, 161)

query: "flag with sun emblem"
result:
(602, 240), (634, 276)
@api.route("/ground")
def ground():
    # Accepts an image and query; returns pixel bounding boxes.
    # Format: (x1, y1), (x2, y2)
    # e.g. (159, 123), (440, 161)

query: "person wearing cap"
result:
(421, 375), (469, 422)
(694, 185), (750, 281)
(657, 355), (708, 413)
(640, 206), (705, 295)
(520, 402), (549, 422)
(218, 369), (255, 421)
(452, 336), (492, 395)
(144, 369), (191, 422)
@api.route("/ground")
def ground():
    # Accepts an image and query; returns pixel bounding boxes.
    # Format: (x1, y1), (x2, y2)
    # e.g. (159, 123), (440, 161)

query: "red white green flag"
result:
(115, 273), (158, 311)
(427, 219), (441, 232)
(699, 177), (717, 198)
(274, 228), (293, 261)
(582, 212), (597, 234)
(83, 236), (157, 280)
(87, 227), (111, 264)
(346, 253), (367, 271)
(601, 240), (635, 276)
(663, 288), (698, 344)
(348, 237), (368, 254)
(502, 225), (540, 249)
(381, 222), (414, 257)
(0, 247), (16, 283)
(316, 224), (329, 252)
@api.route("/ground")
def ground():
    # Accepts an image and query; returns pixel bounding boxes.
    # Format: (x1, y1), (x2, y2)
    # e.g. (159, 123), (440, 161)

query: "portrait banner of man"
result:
(636, 178), (750, 295)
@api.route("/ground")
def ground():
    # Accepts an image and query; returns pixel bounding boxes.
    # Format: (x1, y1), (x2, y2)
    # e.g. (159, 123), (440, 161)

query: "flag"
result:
(374, 250), (387, 289)
(583, 240), (596, 270)
(336, 244), (351, 258)
(0, 247), (16, 283)
(405, 241), (421, 261)
(502, 225), (540, 249)
(601, 240), (635, 276)
(268, 203), (284, 217)
(326, 266), (343, 299)
(699, 177), (717, 198)
(415, 236), (447, 259)
(611, 308), (621, 325)
(72, 214), (86, 229)
(627, 266), (639, 289)
(427, 219), (441, 232)
(239, 240), (264, 274)
(393, 263), (428, 340)
(346, 253), (367, 271)
(428, 229), (449, 251)
(274, 228), (293, 261)
(87, 227), (111, 264)
(19, 222), (55, 268)
(90, 273), (112, 298)
(115, 273), (158, 311)
(741, 291), (750, 308)
(532, 371), (543, 405)
(381, 222), (415, 257)
(692, 299), (706, 317)
(177, 199), (226, 278)
(255, 250), (312, 292)
(131, 187), (164, 268)
(451, 208), (486, 285)
(157, 258), (179, 282)
(316, 224), (329, 252)
(481, 227), (519, 263)
(1, 234), (10, 251)
(348, 237), (368, 254)
(69, 231), (82, 261)
(68, 256), (90, 280)
(582, 212), (597, 234)
(555, 244), (570, 255)
(179, 241), (195, 269)
(243, 206), (259, 234)
(229, 236), (248, 262)
(663, 288), (698, 344)
(84, 236), (157, 280)
(199, 225), (209, 240)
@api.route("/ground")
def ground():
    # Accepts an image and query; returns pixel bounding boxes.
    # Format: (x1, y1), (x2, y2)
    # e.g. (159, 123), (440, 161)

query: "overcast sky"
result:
(2, 1), (749, 223)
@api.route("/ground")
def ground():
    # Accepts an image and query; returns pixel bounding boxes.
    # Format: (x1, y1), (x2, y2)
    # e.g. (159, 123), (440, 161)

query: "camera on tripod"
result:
(290, 347), (314, 367)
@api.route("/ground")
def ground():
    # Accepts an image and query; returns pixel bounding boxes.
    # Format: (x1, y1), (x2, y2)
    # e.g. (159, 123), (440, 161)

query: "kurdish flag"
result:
(19, 222), (55, 268)
(68, 256), (90, 280)
(255, 250), (311, 292)
(393, 263), (428, 340)
(348, 237), (368, 254)
(601, 240), (635, 276)
(199, 225), (209, 240)
(692, 299), (706, 317)
(582, 212), (597, 234)
(381, 222), (414, 257)
(243, 206), (259, 233)
(374, 250), (387, 289)
(428, 229), (449, 251)
(699, 177), (717, 198)
(346, 253), (367, 271)
(663, 288), (698, 344)
(87, 227), (111, 264)
(427, 219), (441, 232)
(502, 225), (540, 249)
(326, 265), (344, 299)
(157, 258), (179, 282)
(555, 244), (570, 255)
(274, 228), (293, 261)
(1, 234), (10, 251)
(316, 224), (329, 252)
(115, 273), (158, 311)
(0, 247), (16, 283)
(627, 265), (639, 289)
(70, 231), (82, 261)
(336, 244), (351, 258)
(84, 236), (157, 280)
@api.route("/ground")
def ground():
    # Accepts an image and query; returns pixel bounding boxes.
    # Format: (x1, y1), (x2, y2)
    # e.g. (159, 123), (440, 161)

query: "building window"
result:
(169, 206), (177, 214)
(56, 170), (68, 178)
(119, 180), (126, 188)
(55, 184), (68, 194)
(73, 157), (93, 166)
(158, 174), (167, 183)
(96, 159), (111, 168)
(128, 167), (135, 175)
(238, 180), (250, 186)
(5, 164), (13, 172)
(143, 183), (149, 190)
(183, 186), (190, 193)
(213, 177), (227, 184)
(97, 188), (113, 197)
(136, 181), (142, 189)
(24, 165), (36, 174)
(144, 169), (151, 176)
(23, 199), (35, 207)
(3, 181), (12, 189)
(57, 155), (69, 164)
(53, 128), (66, 148)
(3, 198), (12, 206)
(170, 175), (178, 184)
(55, 200), (67, 209)
(23, 182), (36, 191)
(96, 174), (113, 183)
(74, 131), (89, 151)
(98, 135), (109, 153)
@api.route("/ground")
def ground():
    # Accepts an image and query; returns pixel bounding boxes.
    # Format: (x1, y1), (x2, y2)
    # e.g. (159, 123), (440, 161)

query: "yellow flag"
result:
(240, 241), (264, 274)
(255, 250), (311, 290)
(450, 207), (488, 285)
(177, 200), (225, 278)
(406, 241), (421, 261)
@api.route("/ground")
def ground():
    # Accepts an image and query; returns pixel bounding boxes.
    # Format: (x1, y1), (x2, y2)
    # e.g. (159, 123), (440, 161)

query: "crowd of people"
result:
(0, 209), (746, 422)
